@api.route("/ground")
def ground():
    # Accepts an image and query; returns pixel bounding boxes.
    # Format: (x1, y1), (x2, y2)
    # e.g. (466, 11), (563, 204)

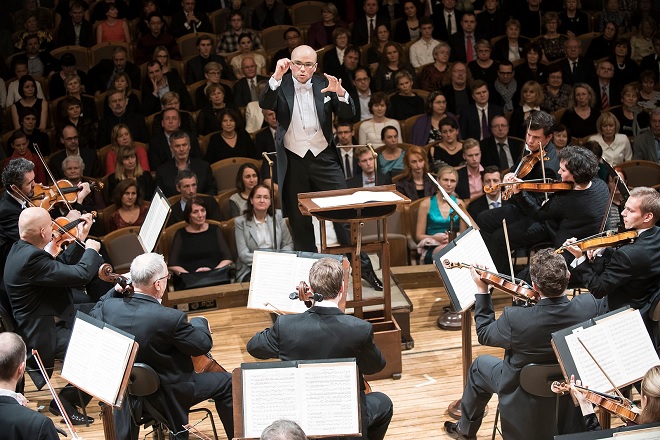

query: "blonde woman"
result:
(588, 112), (632, 166)
(561, 83), (601, 138)
(107, 145), (155, 201)
(510, 81), (545, 138)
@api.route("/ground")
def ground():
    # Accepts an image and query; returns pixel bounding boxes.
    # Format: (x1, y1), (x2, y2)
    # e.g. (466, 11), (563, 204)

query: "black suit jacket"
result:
(456, 166), (473, 200)
(352, 15), (390, 46)
(142, 71), (193, 115)
(169, 9), (213, 38)
(0, 396), (59, 440)
(492, 37), (529, 62)
(480, 136), (523, 169)
(639, 53), (660, 81)
(322, 48), (343, 78)
(155, 157), (216, 197)
(459, 104), (505, 140)
(346, 170), (392, 188)
(233, 75), (268, 107)
(256, 127), (277, 180)
(50, 148), (100, 179)
(559, 56), (597, 86)
(589, 79), (622, 108)
(148, 133), (203, 169)
(431, 7), (463, 42)
(467, 194), (508, 220)
(185, 54), (234, 84)
(0, 191), (22, 297)
(98, 111), (149, 146)
(449, 31), (485, 63)
(56, 18), (95, 48)
(88, 60), (142, 94)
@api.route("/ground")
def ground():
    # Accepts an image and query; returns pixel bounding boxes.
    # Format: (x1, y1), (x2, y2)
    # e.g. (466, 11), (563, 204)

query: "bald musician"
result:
(565, 187), (660, 329)
(4, 207), (102, 424)
(444, 249), (601, 440)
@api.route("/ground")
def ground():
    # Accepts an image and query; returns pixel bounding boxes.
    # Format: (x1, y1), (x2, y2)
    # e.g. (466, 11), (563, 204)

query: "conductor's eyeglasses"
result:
(292, 61), (316, 69)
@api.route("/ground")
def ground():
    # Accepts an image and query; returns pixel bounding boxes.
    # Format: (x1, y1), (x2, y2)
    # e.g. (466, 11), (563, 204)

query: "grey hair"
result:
(260, 420), (308, 440)
(1, 157), (35, 188)
(130, 253), (167, 287)
(61, 155), (85, 172)
(0, 332), (26, 382)
(169, 130), (191, 144)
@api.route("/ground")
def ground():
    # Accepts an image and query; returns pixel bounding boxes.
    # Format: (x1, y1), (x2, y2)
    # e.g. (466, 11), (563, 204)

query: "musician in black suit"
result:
(431, 0), (463, 42)
(4, 207), (102, 425)
(444, 249), (601, 440)
(466, 165), (507, 220)
(259, 44), (383, 290)
(247, 257), (393, 440)
(558, 38), (597, 86)
(566, 187), (660, 330)
(459, 81), (505, 141)
(89, 253), (234, 440)
(480, 115), (524, 170)
(55, 1), (94, 48)
(352, 0), (389, 46)
(0, 332), (59, 440)
(347, 146), (392, 188)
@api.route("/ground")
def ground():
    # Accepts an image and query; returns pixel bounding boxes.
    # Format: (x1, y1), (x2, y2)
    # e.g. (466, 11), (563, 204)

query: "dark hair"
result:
(102, 2), (118, 14)
(557, 145), (599, 184)
(112, 178), (142, 208)
(419, 16), (433, 26)
(481, 165), (501, 181)
(334, 119), (354, 130)
(439, 116), (459, 131)
(368, 92), (389, 111)
(498, 60), (514, 70)
(147, 11), (164, 22)
(18, 106), (38, 123)
(381, 125), (398, 140)
(175, 169), (197, 188)
(17, 75), (37, 99)
(229, 10), (243, 20)
(59, 96), (83, 120)
(235, 163), (260, 192)
(282, 26), (300, 39)
(2, 158), (35, 188)
(581, 140), (603, 159)
(381, 42), (404, 66)
(238, 32), (253, 44)
(60, 52), (76, 67)
(546, 62), (563, 75)
(146, 59), (162, 70)
(552, 122), (569, 138)
(530, 248), (569, 297)
(331, 27), (351, 43)
(345, 45), (361, 58)
(522, 42), (543, 59)
(196, 34), (214, 46)
(525, 110), (556, 136)
(183, 196), (206, 223)
(217, 107), (243, 131)
(244, 184), (273, 220)
(470, 79), (488, 93)
(9, 130), (28, 146)
(640, 69), (656, 83)
(425, 90), (446, 116)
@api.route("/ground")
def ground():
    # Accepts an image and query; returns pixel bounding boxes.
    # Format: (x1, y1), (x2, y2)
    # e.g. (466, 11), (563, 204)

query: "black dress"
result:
(561, 108), (601, 138)
(387, 94), (425, 120)
(205, 130), (258, 164)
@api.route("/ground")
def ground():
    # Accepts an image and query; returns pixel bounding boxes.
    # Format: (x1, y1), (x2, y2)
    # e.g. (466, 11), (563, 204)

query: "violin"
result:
(514, 148), (549, 180)
(44, 212), (97, 257)
(552, 381), (639, 422)
(442, 260), (539, 305)
(31, 179), (103, 211)
(484, 180), (573, 201)
(555, 230), (638, 254)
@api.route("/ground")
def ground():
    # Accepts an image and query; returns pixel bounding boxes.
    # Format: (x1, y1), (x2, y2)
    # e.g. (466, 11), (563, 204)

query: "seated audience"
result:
(193, 62), (235, 111)
(108, 178), (149, 232)
(638, 70), (660, 113)
(135, 12), (180, 65)
(633, 108), (660, 162)
(230, 33), (268, 79)
(55, 1), (94, 48)
(515, 43), (547, 87)
(378, 126), (405, 177)
(388, 71), (425, 121)
(2, 131), (46, 184)
(102, 72), (141, 118)
(429, 117), (464, 168)
(558, 0), (590, 37)
(50, 125), (100, 179)
(552, 123), (570, 153)
(108, 145), (155, 201)
(509, 81), (546, 139)
(538, 12), (567, 62)
(393, 0), (420, 43)
(480, 115), (523, 170)
(467, 165), (504, 220)
(358, 93), (402, 145)
(561, 83), (601, 138)
(206, 108), (258, 163)
(306, 3), (346, 50)
(57, 96), (97, 151)
(186, 34), (234, 84)
(251, 0), (291, 31)
(17, 107), (50, 155)
(455, 139), (484, 200)
(411, 91), (458, 147)
(417, 42), (451, 93)
(153, 46), (184, 83)
(230, 163), (260, 217)
(156, 131), (216, 197)
(10, 76), (47, 132)
(542, 64), (572, 114)
(168, 169), (224, 226)
(610, 38), (640, 86)
(217, 11), (262, 53)
(347, 146), (392, 188)
(468, 40), (498, 85)
(611, 84), (650, 138)
(49, 53), (90, 101)
(96, 3), (130, 44)
(395, 146), (437, 201)
(244, 81), (268, 134)
(492, 19), (528, 62)
(149, 108), (202, 168)
(5, 59), (45, 108)
(366, 24), (391, 76)
(169, 0), (213, 37)
(142, 60), (192, 116)
(197, 84), (231, 135)
(322, 27), (351, 79)
(105, 124), (150, 175)
(588, 112), (632, 166)
(409, 17), (440, 68)
(587, 21), (619, 60)
(373, 42), (416, 94)
(150, 92), (197, 138)
(98, 89), (149, 147)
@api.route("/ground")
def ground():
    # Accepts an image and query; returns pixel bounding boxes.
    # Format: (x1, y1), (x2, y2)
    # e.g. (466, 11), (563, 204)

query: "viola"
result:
(290, 281), (324, 308)
(485, 180), (573, 200)
(98, 263), (134, 296)
(555, 230), (638, 254)
(553, 381), (638, 422)
(44, 212), (97, 257)
(442, 260), (539, 305)
(31, 179), (103, 210)
(515, 148), (548, 179)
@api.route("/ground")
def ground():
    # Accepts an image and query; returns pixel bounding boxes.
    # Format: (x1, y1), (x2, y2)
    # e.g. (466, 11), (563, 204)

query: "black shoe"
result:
(444, 421), (470, 439)
(49, 401), (94, 425)
(363, 271), (383, 291)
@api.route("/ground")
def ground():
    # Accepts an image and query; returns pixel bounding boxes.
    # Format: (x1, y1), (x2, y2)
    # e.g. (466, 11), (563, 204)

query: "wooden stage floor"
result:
(27, 273), (515, 439)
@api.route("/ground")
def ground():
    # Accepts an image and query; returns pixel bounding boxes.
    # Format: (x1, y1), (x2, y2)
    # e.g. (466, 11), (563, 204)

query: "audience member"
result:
(395, 146), (437, 201)
(538, 12), (567, 62)
(558, 0), (589, 37)
(194, 62), (235, 110)
(491, 61), (519, 113)
(322, 28), (351, 79)
(334, 120), (358, 179)
(477, 0), (506, 40)
(3, 131), (46, 184)
(57, 96), (97, 151)
(307, 3), (345, 49)
(270, 27), (302, 72)
(169, 0), (212, 37)
(105, 123), (150, 175)
(218, 11), (262, 53)
(50, 124), (99, 179)
(251, 0), (291, 31)
(149, 108), (202, 168)
(588, 112), (632, 166)
(514, 0), (544, 38)
(430, 117), (464, 167)
(611, 84), (650, 138)
(610, 38), (640, 86)
(591, 60), (622, 110)
(212, 0), (252, 35)
(10, 76), (47, 132)
(231, 35), (268, 80)
(197, 84), (231, 135)
(56, 1), (94, 47)
(467, 165), (504, 219)
(88, 46), (141, 95)
(561, 83), (601, 138)
(156, 131), (216, 197)
(358, 93), (402, 145)
(456, 139), (484, 199)
(142, 60), (193, 116)
(552, 123), (570, 153)
(639, 35), (660, 80)
(509, 80), (546, 138)
(151, 92), (198, 138)
(480, 115), (522, 170)
(5, 59), (44, 108)
(459, 80), (504, 141)
(352, 0), (389, 46)
(418, 42), (452, 92)
(599, 0), (628, 32)
(515, 42), (548, 86)
(168, 170), (223, 227)
(230, 163), (260, 217)
(108, 145), (155, 201)
(135, 12), (180, 65)
(96, 2), (130, 44)
(586, 21), (619, 60)
(13, 16), (53, 53)
(351, 67), (374, 121)
(49, 54), (89, 101)
(393, 0), (420, 44)
(373, 42), (415, 94)
(492, 19), (528, 62)
(366, 24), (391, 75)
(449, 12), (484, 63)
(638, 69), (660, 112)
(98, 89), (149, 146)
(378, 126), (405, 177)
(411, 90), (458, 147)
(432, 0), (463, 42)
(633, 108), (660, 162)
(542, 64), (571, 113)
(348, 146), (392, 188)
(441, 62), (473, 115)
(559, 37), (597, 86)
(468, 39), (498, 85)
(409, 17), (440, 68)
(17, 107), (50, 156)
(388, 71), (425, 121)
(108, 178), (149, 232)
(234, 56), (269, 107)
(186, 34), (234, 84)
(206, 108), (258, 163)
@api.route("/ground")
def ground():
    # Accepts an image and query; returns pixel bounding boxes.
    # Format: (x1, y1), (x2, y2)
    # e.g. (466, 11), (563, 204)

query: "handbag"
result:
(175, 265), (234, 290)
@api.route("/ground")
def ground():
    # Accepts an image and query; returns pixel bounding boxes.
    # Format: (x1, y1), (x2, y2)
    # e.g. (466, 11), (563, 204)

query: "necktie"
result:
(447, 13), (452, 35)
(491, 201), (500, 209)
(572, 61), (577, 75)
(601, 85), (609, 110)
(249, 78), (258, 101)
(344, 154), (352, 178)
(466, 35), (474, 62)
(498, 142), (510, 168)
(480, 108), (490, 140)
(369, 18), (375, 43)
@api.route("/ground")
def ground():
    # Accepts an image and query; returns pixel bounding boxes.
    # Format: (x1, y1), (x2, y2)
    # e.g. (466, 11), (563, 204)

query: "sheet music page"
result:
(613, 427), (660, 438)
(242, 367), (300, 438)
(566, 327), (618, 392)
(297, 362), (360, 436)
(247, 251), (309, 314)
(312, 191), (403, 208)
(436, 229), (495, 311)
(139, 188), (171, 252)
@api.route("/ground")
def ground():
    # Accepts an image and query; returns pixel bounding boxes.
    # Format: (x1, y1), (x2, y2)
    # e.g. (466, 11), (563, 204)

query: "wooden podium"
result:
(298, 185), (410, 380)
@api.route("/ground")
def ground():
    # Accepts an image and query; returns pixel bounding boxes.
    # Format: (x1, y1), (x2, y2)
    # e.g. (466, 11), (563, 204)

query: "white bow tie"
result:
(294, 81), (313, 92)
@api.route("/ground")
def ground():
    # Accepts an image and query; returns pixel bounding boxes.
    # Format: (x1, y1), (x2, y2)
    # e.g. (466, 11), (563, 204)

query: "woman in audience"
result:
(468, 40), (498, 85)
(168, 196), (234, 289)
(515, 42), (547, 86)
(388, 71), (425, 121)
(358, 92), (403, 145)
(57, 96), (97, 151)
(13, 14), (52, 51)
(588, 112), (632, 166)
(510, 81), (546, 138)
(108, 145), (155, 201)
(322, 28), (351, 78)
(492, 19), (528, 62)
(96, 3), (130, 44)
(373, 42), (415, 94)
(609, 38), (639, 86)
(552, 123), (570, 153)
(10, 75), (47, 131)
(136, 0), (159, 39)
(630, 17), (656, 63)
(638, 70), (660, 112)
(558, 0), (590, 37)
(611, 84), (650, 137)
(416, 166), (468, 264)
(108, 178), (149, 232)
(230, 34), (267, 79)
(103, 73), (141, 117)
(411, 90), (458, 146)
(561, 83), (601, 138)
(539, 12), (567, 62)
(429, 117), (464, 168)
(586, 21), (619, 60)
(306, 3), (346, 50)
(230, 163), (260, 217)
(393, 1), (420, 44)
(153, 46), (183, 83)
(378, 126), (405, 177)
(542, 64), (572, 113)
(418, 42), (451, 92)
(197, 84), (230, 135)
(396, 146), (437, 201)
(367, 24), (392, 75)
(61, 74), (98, 122)
(599, 0), (628, 32)
(105, 124), (150, 175)
(235, 184), (293, 282)
(206, 108), (257, 163)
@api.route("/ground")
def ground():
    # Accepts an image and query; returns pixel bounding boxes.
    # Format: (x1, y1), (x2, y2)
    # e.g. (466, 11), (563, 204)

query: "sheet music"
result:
(312, 191), (403, 208)
(138, 187), (171, 252)
(436, 229), (495, 311)
(613, 427), (660, 439)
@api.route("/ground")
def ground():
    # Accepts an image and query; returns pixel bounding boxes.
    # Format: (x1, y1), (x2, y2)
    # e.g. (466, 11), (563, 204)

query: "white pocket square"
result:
(324, 96), (331, 103)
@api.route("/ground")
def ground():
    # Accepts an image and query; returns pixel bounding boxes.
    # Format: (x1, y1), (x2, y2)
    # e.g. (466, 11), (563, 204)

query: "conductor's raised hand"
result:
(273, 58), (291, 81)
(321, 73), (345, 97)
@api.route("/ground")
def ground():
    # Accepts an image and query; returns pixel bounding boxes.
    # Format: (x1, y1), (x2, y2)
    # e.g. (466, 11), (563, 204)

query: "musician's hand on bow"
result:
(76, 182), (91, 203)
(273, 58), (291, 81)
(469, 264), (488, 292)
(321, 73), (345, 97)
(563, 237), (583, 259)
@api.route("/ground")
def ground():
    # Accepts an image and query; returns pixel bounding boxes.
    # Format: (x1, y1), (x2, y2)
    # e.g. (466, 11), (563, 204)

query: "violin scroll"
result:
(98, 263), (134, 296)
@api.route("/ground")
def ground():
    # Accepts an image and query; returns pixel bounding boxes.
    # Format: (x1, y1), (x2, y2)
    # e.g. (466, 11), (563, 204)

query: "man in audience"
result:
(432, 0), (463, 42)
(98, 90), (149, 146)
(23, 34), (59, 78)
(251, 0), (292, 31)
(0, 332), (60, 439)
(639, 35), (660, 80)
(169, 0), (212, 38)
(480, 115), (523, 170)
(352, 0), (389, 46)
(467, 165), (504, 220)
(88, 46), (141, 95)
(476, 0), (506, 40)
(218, 12), (262, 53)
(167, 169), (223, 225)
(409, 17), (440, 68)
(335, 46), (362, 100)
(12, 0), (52, 30)
(348, 146), (392, 188)
(590, 60), (621, 109)
(142, 60), (193, 115)
(55, 1), (94, 48)
(335, 120), (359, 180)
(234, 56), (268, 107)
(50, 125), (100, 179)
(156, 131), (216, 197)
(351, 67), (373, 121)
(270, 27), (302, 73)
(185, 35), (233, 84)
(633, 108), (660, 163)
(49, 53), (90, 101)
(135, 12), (181, 65)
(491, 61), (519, 113)
(514, 0), (544, 39)
(149, 108), (203, 168)
(442, 62), (472, 115)
(449, 12), (483, 63)
(559, 37), (597, 86)
(5, 59), (45, 107)
(460, 81), (505, 141)
(456, 139), (484, 199)
(248, 258), (393, 440)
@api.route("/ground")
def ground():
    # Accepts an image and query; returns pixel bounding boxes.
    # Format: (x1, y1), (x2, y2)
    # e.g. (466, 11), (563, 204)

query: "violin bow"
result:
(502, 219), (516, 285)
(33, 144), (74, 212)
(576, 337), (628, 403)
